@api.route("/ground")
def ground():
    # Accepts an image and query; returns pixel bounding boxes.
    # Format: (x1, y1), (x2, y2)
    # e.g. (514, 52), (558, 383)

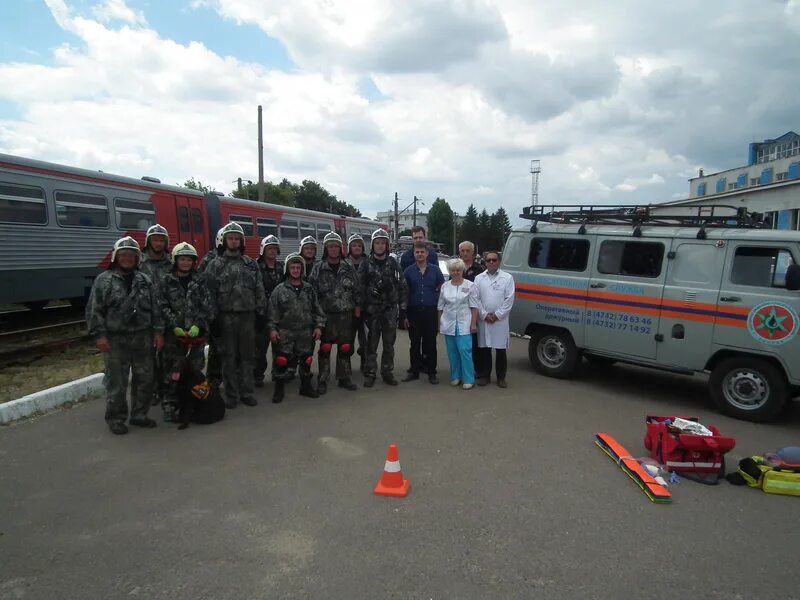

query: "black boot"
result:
(338, 379), (358, 391)
(272, 380), (284, 404)
(317, 380), (327, 395)
(299, 376), (319, 398)
(109, 421), (128, 435)
(382, 374), (398, 386)
(129, 416), (157, 428)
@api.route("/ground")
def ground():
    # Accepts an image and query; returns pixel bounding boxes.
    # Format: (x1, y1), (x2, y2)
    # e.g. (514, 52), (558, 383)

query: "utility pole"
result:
(237, 177), (243, 195)
(413, 196), (418, 228)
(530, 159), (541, 209)
(452, 211), (458, 256)
(394, 192), (399, 243)
(257, 105), (265, 203)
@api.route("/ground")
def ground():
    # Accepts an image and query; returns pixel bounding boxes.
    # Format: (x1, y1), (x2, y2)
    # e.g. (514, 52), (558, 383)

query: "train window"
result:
(317, 223), (332, 239)
(257, 217), (278, 237)
(0, 182), (47, 224)
(281, 219), (298, 240)
(192, 208), (202, 233)
(230, 214), (254, 236)
(54, 191), (108, 228)
(300, 222), (316, 239)
(114, 197), (155, 230)
(178, 207), (190, 232)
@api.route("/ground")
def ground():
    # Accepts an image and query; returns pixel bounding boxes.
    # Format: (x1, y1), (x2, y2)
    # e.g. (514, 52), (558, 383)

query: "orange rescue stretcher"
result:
(595, 432), (671, 504)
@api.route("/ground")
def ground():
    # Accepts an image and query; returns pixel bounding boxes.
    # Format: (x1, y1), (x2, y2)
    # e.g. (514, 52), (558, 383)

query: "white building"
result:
(376, 210), (428, 234)
(655, 131), (800, 229)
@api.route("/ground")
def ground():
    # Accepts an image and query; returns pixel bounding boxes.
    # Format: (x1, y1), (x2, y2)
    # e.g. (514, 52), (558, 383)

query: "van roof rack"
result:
(519, 204), (770, 239)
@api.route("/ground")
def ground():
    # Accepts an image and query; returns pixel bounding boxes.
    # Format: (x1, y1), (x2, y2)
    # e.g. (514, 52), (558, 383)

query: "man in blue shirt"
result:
(402, 243), (444, 384)
(400, 226), (439, 271)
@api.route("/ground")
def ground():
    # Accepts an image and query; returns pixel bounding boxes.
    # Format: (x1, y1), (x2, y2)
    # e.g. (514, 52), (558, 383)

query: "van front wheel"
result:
(709, 357), (788, 422)
(529, 329), (579, 379)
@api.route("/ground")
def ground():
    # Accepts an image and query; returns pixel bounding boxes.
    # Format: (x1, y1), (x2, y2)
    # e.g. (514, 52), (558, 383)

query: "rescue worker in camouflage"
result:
(87, 236), (164, 435)
(254, 235), (284, 387)
(157, 242), (207, 422)
(138, 224), (172, 407)
(360, 228), (408, 387)
(203, 222), (266, 408)
(310, 232), (361, 394)
(346, 233), (368, 374)
(299, 235), (318, 279)
(197, 227), (225, 386)
(268, 253), (326, 404)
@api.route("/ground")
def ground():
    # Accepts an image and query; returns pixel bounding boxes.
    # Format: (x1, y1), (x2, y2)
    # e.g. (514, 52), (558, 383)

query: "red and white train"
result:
(0, 153), (388, 309)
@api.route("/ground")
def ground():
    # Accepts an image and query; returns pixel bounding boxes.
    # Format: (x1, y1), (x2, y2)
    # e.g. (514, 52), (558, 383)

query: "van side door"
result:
(714, 241), (800, 381)
(584, 237), (666, 360)
(656, 240), (726, 369)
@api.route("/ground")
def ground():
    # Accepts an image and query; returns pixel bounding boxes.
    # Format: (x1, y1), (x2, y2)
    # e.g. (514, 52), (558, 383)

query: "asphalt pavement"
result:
(2, 335), (799, 600)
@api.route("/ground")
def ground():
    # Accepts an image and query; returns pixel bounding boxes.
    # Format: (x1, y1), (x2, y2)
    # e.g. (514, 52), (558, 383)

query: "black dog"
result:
(174, 356), (225, 430)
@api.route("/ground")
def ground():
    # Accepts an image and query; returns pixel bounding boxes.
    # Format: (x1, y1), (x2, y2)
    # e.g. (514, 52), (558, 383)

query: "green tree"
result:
(182, 177), (216, 193)
(477, 209), (491, 253)
(427, 197), (454, 252)
(399, 228), (413, 237)
(490, 207), (512, 251)
(457, 204), (480, 249)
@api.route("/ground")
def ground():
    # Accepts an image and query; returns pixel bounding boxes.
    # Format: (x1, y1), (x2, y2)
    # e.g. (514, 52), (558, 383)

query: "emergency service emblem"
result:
(747, 301), (799, 345)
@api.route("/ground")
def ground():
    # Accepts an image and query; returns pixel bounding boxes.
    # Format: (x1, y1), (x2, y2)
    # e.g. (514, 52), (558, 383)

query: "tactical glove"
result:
(188, 325), (200, 338)
(173, 327), (187, 337)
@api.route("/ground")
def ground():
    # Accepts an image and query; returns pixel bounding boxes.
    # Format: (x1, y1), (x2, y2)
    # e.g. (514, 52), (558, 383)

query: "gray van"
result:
(505, 205), (800, 422)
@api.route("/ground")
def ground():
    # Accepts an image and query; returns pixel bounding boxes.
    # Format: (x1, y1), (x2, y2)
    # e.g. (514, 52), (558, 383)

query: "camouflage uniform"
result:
(254, 259), (284, 384)
(360, 254), (408, 380)
(204, 254), (266, 406)
(158, 271), (208, 418)
(197, 248), (223, 383)
(139, 254), (172, 404)
(347, 256), (368, 370)
(267, 280), (326, 382)
(87, 268), (163, 425)
(310, 259), (361, 389)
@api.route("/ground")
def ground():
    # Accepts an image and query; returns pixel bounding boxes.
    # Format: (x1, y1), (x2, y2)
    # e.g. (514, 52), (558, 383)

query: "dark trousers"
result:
(476, 347), (507, 381)
(407, 305), (438, 376)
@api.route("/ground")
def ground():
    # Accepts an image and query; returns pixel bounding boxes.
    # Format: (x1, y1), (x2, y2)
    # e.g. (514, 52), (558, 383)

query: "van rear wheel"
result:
(709, 356), (788, 422)
(529, 329), (579, 379)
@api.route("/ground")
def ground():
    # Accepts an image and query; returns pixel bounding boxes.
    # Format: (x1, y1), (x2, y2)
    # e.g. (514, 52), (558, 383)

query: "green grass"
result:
(0, 344), (103, 404)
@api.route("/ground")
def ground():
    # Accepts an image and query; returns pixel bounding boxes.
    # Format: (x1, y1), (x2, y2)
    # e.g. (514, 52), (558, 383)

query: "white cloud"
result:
(91, 0), (147, 26)
(1, 0), (799, 224)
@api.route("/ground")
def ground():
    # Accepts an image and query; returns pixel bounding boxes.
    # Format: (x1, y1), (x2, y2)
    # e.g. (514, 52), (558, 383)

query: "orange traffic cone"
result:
(374, 444), (410, 497)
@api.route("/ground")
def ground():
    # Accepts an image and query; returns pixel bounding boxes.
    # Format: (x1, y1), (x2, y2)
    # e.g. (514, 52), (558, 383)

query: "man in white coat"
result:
(474, 251), (515, 387)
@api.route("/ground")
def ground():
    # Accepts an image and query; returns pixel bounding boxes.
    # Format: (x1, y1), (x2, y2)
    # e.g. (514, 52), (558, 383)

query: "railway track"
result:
(0, 304), (85, 333)
(0, 319), (91, 368)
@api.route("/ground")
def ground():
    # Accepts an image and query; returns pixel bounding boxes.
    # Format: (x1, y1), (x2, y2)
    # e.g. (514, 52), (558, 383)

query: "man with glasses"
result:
(474, 251), (515, 388)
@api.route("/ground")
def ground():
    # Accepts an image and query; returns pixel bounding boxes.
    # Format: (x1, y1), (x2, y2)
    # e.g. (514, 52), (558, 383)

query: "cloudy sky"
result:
(1, 0), (799, 220)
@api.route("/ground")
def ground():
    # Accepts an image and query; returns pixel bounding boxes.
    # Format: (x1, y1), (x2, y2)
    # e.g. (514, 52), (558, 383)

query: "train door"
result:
(174, 195), (193, 246)
(188, 197), (207, 256)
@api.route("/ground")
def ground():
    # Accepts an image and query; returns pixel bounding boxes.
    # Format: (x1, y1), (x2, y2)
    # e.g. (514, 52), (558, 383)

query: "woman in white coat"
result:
(474, 251), (515, 387)
(437, 258), (480, 389)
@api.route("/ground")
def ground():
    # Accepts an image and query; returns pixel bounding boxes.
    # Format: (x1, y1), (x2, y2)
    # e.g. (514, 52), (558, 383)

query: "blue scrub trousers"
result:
(444, 324), (475, 385)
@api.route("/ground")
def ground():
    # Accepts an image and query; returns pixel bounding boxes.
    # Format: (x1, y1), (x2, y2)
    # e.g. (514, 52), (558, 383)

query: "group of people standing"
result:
(86, 222), (514, 436)
(400, 228), (515, 390)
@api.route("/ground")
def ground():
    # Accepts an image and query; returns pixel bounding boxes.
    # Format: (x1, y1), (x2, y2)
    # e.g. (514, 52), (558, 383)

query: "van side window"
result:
(597, 240), (664, 278)
(731, 246), (794, 288)
(528, 238), (589, 271)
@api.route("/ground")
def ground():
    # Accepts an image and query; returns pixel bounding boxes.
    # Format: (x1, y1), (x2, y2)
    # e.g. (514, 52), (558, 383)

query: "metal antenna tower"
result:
(530, 159), (541, 208)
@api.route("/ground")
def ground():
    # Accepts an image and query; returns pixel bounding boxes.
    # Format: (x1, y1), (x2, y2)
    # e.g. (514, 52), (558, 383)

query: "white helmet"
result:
(260, 235), (280, 256)
(214, 226), (225, 248)
(111, 236), (141, 264)
(284, 252), (305, 275)
(145, 224), (169, 249)
(370, 228), (390, 252)
(220, 221), (246, 251)
(299, 235), (317, 253)
(322, 232), (343, 258)
(347, 233), (364, 252)
(171, 242), (198, 261)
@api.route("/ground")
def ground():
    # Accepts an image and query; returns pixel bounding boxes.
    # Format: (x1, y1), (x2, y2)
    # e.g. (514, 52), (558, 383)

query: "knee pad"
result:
(320, 343), (333, 354)
(274, 353), (290, 371)
(339, 343), (353, 357)
(302, 354), (314, 367)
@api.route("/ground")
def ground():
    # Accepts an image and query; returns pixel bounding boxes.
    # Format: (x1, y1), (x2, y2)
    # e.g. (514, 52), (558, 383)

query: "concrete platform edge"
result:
(0, 372), (103, 425)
